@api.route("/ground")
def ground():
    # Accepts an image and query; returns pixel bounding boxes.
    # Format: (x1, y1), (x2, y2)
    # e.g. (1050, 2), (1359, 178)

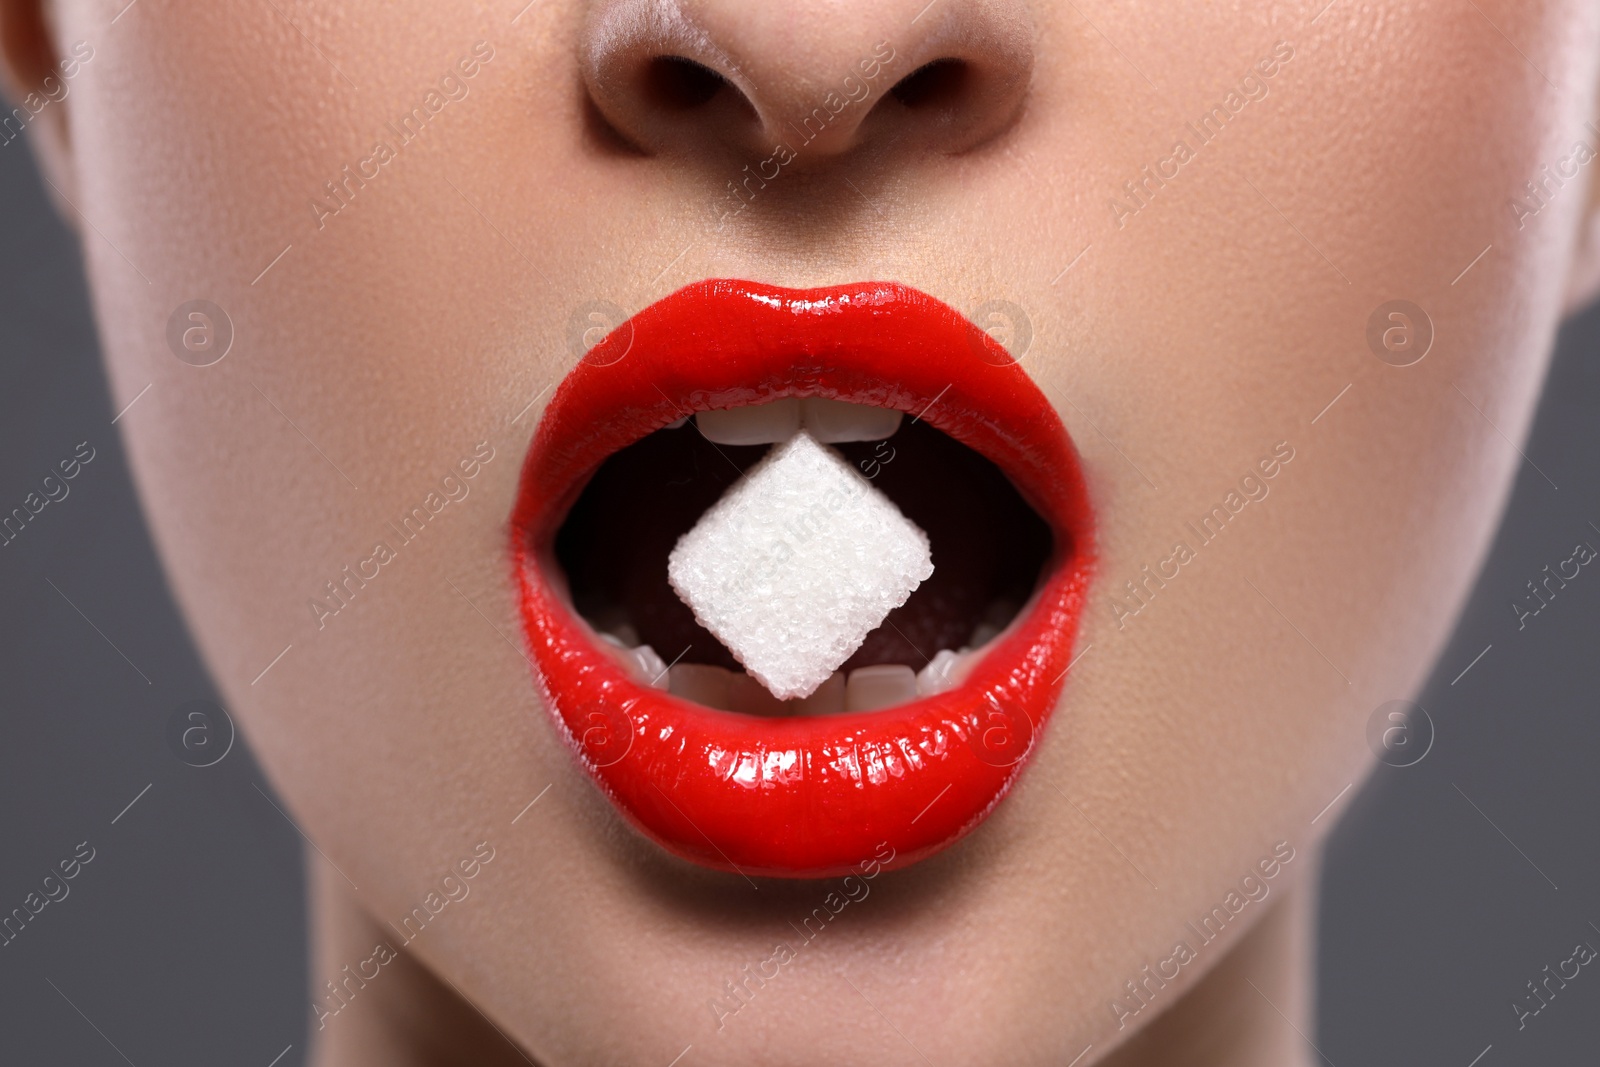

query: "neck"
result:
(306, 851), (1323, 1067)
(1101, 850), (1323, 1067)
(305, 863), (533, 1067)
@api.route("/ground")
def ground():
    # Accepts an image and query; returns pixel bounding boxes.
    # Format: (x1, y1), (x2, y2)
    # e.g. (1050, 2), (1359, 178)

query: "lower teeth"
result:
(595, 621), (995, 715)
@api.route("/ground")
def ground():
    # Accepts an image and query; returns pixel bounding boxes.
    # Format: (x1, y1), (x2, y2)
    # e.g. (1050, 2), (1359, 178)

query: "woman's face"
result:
(28, 0), (1600, 1061)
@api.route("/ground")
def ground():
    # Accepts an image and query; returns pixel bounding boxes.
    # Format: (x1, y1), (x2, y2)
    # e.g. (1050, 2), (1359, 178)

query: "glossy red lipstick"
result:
(511, 280), (1093, 878)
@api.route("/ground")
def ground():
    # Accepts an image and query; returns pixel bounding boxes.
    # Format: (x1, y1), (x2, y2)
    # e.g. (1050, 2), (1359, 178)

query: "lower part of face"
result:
(55, 0), (1598, 1061)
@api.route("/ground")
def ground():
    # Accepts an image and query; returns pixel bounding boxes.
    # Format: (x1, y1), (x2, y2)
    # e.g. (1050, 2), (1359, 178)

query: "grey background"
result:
(1, 131), (1597, 1065)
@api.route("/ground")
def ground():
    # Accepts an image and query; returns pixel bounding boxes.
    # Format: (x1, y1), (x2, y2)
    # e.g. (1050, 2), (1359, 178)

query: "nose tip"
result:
(579, 0), (1035, 161)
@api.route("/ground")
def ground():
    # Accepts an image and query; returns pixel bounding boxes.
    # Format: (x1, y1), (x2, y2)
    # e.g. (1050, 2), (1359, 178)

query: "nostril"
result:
(889, 59), (971, 109)
(644, 56), (732, 110)
(580, 0), (1033, 158)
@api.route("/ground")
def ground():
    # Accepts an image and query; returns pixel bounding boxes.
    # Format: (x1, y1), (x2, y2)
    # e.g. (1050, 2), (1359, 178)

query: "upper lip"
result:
(511, 279), (1094, 878)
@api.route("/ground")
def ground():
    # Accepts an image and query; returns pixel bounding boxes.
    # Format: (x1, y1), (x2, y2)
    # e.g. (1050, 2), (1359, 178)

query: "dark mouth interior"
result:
(553, 412), (1052, 688)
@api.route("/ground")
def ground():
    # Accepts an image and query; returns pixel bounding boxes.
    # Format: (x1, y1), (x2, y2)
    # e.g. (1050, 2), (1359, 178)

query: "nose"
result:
(578, 0), (1036, 161)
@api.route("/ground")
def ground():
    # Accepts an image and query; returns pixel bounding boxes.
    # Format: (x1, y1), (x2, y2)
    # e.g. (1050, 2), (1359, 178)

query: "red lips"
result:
(510, 280), (1093, 878)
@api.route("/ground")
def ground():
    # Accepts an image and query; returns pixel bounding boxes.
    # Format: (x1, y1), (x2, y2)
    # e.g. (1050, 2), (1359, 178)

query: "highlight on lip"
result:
(510, 279), (1095, 878)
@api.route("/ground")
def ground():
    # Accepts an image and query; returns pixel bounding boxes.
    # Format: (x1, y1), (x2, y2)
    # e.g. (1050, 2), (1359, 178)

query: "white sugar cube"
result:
(668, 431), (934, 700)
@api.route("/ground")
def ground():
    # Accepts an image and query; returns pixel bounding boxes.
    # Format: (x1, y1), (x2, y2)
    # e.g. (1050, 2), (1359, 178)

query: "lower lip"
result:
(511, 280), (1094, 878)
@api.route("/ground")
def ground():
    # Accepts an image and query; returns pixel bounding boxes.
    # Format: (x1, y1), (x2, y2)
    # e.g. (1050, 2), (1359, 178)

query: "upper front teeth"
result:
(695, 399), (801, 445)
(799, 399), (904, 443)
(696, 398), (903, 445)
(844, 664), (917, 712)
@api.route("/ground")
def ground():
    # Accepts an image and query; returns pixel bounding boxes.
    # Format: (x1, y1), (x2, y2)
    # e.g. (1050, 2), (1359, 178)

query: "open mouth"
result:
(511, 280), (1094, 878)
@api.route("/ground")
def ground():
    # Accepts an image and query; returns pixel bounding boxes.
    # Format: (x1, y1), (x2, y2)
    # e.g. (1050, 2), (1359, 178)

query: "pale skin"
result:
(4, 0), (1600, 1064)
